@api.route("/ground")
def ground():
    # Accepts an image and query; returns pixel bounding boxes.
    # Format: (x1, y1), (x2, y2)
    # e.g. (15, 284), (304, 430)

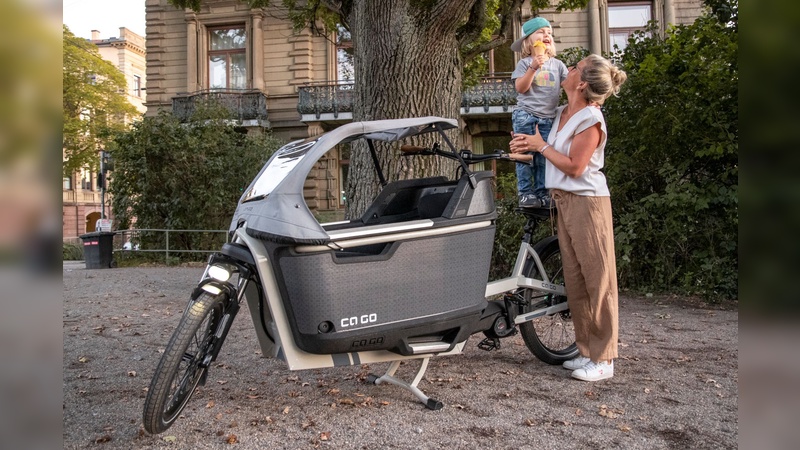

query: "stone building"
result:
(62, 27), (147, 240)
(143, 0), (704, 216)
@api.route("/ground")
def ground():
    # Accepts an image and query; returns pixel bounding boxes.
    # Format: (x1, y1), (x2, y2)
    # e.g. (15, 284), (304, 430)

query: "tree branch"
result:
(456, 0), (488, 47)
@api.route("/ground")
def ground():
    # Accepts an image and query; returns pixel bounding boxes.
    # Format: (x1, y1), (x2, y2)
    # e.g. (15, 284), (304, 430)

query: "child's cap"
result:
(510, 17), (551, 52)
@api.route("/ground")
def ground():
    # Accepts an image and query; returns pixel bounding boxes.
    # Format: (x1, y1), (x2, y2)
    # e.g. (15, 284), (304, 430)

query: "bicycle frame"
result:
(145, 118), (574, 430)
(485, 237), (568, 326)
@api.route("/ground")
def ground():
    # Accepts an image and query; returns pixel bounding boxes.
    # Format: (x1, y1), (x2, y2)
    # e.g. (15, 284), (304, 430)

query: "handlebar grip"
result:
(400, 145), (427, 154)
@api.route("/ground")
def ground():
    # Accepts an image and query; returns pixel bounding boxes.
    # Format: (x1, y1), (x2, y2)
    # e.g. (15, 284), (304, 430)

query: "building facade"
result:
(143, 0), (704, 215)
(62, 27), (147, 240)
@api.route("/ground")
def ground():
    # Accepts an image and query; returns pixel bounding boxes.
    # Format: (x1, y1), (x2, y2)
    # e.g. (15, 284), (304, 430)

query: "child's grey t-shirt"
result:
(511, 57), (569, 119)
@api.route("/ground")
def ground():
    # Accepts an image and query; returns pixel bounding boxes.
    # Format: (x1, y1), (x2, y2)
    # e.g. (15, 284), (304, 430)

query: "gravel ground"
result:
(63, 262), (738, 449)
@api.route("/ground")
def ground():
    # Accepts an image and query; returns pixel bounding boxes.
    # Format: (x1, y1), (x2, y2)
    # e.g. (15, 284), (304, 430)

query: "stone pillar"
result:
(663, 0), (676, 26)
(251, 11), (264, 91)
(588, 0), (602, 55)
(186, 13), (198, 92)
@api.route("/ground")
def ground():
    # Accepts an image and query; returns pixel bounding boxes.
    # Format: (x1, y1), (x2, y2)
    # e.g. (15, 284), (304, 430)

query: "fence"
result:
(64, 229), (229, 264)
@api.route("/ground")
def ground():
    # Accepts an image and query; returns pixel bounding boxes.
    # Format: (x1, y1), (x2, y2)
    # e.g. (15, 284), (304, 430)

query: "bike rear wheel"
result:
(143, 292), (225, 434)
(518, 236), (578, 365)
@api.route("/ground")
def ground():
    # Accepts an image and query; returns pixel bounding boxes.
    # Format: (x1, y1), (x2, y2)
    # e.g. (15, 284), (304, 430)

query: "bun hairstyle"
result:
(579, 54), (628, 105)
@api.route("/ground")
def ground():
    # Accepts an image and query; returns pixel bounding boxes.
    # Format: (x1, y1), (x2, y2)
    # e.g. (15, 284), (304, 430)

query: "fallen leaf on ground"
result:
(163, 435), (177, 443)
(95, 435), (112, 443)
(127, 371), (137, 377)
(226, 434), (238, 444)
(320, 431), (331, 441)
(206, 400), (215, 408)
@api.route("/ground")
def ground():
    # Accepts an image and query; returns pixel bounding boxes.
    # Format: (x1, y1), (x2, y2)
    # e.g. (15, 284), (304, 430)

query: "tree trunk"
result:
(344, 0), (474, 218)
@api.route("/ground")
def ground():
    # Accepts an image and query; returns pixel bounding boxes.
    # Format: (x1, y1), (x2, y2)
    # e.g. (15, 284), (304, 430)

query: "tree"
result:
(167, 0), (588, 216)
(603, 0), (738, 300)
(63, 26), (139, 175)
(108, 109), (284, 255)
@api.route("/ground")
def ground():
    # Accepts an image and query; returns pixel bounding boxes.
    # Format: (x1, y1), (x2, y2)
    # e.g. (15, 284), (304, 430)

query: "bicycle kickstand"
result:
(367, 358), (443, 410)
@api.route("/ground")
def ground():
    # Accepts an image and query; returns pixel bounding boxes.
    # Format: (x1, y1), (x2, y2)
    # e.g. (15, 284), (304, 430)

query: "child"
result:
(510, 17), (568, 208)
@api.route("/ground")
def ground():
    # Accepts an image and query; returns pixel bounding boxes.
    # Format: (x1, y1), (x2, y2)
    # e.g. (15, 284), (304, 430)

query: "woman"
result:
(508, 54), (627, 381)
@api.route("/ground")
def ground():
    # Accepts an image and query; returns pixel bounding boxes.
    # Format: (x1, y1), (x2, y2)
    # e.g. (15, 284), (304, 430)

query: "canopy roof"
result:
(229, 117), (459, 244)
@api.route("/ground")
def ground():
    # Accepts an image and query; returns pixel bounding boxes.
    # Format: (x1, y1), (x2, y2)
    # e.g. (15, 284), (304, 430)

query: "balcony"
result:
(63, 190), (102, 204)
(460, 73), (518, 116)
(297, 82), (354, 123)
(296, 74), (518, 122)
(172, 90), (269, 127)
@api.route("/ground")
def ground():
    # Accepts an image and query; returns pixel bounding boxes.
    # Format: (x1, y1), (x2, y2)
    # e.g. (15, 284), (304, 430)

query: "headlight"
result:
(208, 265), (231, 282)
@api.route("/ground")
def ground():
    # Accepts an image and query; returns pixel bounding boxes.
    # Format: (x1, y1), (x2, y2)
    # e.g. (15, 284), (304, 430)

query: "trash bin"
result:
(79, 231), (116, 269)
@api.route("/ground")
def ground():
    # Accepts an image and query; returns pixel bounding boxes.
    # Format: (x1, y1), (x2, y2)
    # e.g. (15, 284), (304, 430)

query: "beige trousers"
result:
(550, 189), (619, 362)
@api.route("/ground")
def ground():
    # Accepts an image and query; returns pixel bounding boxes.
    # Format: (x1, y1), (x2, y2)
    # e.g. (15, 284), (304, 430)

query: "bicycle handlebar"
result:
(400, 144), (510, 164)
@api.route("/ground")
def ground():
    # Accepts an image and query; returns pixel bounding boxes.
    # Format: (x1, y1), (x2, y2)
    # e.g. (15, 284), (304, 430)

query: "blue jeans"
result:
(512, 109), (553, 198)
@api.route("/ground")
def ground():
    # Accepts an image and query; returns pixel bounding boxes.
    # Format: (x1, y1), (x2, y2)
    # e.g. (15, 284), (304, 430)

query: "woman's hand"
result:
(510, 126), (546, 153)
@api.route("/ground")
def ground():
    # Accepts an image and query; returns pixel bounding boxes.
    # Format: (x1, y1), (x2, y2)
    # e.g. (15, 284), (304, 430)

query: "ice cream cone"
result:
(533, 40), (546, 56)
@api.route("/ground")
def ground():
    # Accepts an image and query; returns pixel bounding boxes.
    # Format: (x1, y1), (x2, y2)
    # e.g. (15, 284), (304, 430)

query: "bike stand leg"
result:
(367, 358), (443, 410)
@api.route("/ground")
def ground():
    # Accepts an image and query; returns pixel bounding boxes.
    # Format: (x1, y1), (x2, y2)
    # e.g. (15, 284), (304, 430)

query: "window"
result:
(63, 176), (73, 190)
(133, 75), (142, 97)
(80, 168), (93, 191)
(336, 26), (353, 83)
(608, 2), (652, 51)
(208, 27), (247, 90)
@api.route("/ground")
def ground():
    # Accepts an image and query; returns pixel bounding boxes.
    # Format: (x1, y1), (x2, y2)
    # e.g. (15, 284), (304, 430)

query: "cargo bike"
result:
(143, 117), (577, 434)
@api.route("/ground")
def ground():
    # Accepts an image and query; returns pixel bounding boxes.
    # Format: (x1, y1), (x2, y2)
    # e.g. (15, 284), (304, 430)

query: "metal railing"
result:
(114, 228), (229, 263)
(460, 73), (518, 114)
(297, 82), (354, 119)
(172, 89), (269, 123)
(296, 73), (519, 119)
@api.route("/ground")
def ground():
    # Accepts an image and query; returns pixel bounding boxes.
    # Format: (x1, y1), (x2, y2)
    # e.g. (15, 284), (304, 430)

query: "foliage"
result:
(602, 4), (738, 300)
(108, 106), (284, 258)
(63, 26), (139, 175)
(62, 242), (83, 261)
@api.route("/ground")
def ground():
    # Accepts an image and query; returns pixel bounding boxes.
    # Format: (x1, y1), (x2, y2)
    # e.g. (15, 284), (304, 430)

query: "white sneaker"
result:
(571, 360), (614, 381)
(562, 355), (591, 370)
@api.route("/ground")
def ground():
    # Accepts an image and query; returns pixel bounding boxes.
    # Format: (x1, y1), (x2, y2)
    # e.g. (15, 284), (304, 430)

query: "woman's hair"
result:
(579, 54), (628, 105)
(521, 33), (557, 58)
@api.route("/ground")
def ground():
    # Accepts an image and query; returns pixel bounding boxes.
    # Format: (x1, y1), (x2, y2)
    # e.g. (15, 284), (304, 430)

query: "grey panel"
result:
(278, 227), (495, 335)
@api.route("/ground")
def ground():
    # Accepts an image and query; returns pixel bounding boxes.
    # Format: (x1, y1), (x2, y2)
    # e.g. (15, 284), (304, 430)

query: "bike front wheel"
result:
(143, 292), (225, 434)
(518, 236), (578, 365)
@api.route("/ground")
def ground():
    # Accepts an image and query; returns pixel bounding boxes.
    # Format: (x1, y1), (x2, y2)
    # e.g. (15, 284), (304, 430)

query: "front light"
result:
(208, 265), (231, 282)
(201, 284), (222, 295)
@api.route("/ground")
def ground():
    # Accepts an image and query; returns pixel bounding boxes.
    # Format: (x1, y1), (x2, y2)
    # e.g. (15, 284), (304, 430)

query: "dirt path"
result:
(63, 264), (737, 449)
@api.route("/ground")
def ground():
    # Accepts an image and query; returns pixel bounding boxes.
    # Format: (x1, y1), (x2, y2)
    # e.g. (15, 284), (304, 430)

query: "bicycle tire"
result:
(518, 236), (579, 365)
(143, 292), (225, 434)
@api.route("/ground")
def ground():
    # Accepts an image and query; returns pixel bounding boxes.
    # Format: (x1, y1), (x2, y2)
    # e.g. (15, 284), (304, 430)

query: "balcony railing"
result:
(460, 73), (518, 115)
(296, 74), (519, 121)
(172, 89), (269, 124)
(297, 82), (354, 120)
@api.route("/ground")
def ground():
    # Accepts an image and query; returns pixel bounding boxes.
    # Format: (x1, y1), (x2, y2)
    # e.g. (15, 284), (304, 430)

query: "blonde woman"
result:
(510, 17), (569, 208)
(509, 54), (628, 382)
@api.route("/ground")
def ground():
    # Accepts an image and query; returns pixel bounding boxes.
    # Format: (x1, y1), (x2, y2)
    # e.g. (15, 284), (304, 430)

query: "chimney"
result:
(91, 30), (100, 40)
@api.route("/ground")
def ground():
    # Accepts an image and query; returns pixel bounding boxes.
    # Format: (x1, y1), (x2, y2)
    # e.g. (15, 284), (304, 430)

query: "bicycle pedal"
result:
(477, 337), (501, 351)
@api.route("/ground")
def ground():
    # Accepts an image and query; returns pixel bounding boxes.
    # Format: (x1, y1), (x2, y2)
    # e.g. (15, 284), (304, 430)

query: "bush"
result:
(108, 108), (284, 261)
(62, 242), (83, 260)
(603, 6), (738, 300)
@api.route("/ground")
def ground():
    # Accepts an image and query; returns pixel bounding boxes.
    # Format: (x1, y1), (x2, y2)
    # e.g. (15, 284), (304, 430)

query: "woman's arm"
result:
(510, 123), (603, 178)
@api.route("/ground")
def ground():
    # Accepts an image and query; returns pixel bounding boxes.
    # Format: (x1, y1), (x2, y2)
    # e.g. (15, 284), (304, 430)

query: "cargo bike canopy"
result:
(230, 117), (477, 244)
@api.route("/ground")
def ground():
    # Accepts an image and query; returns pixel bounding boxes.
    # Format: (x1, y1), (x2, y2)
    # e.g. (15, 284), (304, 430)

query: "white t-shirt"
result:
(544, 105), (610, 197)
